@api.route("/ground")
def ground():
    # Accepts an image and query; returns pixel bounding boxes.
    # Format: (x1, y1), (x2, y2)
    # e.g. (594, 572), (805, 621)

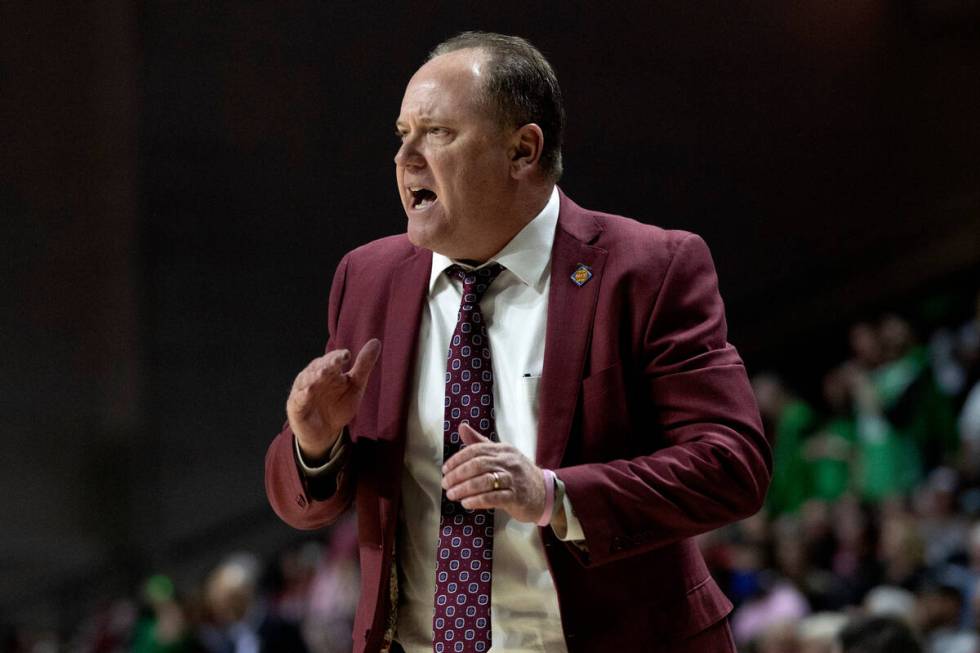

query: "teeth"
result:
(408, 185), (436, 209)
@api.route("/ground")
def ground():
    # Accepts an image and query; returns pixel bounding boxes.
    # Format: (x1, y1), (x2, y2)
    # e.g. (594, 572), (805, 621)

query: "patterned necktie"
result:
(432, 263), (504, 653)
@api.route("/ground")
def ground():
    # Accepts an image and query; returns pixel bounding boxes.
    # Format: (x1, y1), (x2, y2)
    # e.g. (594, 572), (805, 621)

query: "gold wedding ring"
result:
(490, 471), (501, 491)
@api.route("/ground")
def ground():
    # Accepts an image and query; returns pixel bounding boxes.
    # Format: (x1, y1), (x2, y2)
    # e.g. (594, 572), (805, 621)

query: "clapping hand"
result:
(441, 423), (547, 524)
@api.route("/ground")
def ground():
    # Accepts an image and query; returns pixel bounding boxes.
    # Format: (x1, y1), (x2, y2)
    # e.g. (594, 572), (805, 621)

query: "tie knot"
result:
(446, 263), (505, 303)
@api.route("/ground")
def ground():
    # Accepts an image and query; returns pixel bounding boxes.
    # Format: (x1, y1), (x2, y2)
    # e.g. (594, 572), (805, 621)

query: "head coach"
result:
(265, 31), (771, 653)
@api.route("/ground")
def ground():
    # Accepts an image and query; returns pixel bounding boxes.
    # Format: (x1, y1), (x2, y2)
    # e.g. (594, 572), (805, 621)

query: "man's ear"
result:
(509, 123), (544, 179)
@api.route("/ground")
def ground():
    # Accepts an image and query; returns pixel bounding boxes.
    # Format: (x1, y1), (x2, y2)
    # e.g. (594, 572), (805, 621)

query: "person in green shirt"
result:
(803, 368), (857, 502)
(754, 374), (819, 516)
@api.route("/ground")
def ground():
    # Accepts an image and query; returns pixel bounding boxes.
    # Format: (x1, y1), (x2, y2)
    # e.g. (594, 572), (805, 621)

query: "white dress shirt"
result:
(298, 187), (583, 652)
(396, 186), (584, 653)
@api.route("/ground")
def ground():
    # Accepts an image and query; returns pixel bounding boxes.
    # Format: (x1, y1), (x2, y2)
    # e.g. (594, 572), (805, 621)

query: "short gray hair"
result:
(429, 32), (565, 181)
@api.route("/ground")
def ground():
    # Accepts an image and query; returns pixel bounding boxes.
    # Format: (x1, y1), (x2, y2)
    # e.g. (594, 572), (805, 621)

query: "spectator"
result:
(914, 468), (969, 569)
(932, 289), (980, 399)
(731, 569), (810, 646)
(830, 497), (880, 606)
(961, 291), (980, 390)
(837, 615), (922, 653)
(755, 374), (820, 515)
(874, 314), (958, 473)
(198, 553), (307, 653)
(849, 322), (885, 372)
(914, 583), (978, 653)
(804, 368), (858, 502)
(863, 585), (917, 621)
(131, 575), (199, 653)
(934, 521), (980, 630)
(754, 619), (803, 653)
(959, 382), (980, 477)
(303, 514), (359, 653)
(799, 612), (849, 653)
(844, 359), (921, 500)
(878, 507), (926, 589)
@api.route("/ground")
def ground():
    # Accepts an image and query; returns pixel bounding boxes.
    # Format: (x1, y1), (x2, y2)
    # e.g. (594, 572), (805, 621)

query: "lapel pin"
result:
(570, 263), (593, 287)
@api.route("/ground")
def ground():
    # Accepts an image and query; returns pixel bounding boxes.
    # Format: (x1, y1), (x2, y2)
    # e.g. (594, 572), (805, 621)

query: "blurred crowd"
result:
(4, 516), (360, 653)
(5, 289), (980, 653)
(701, 289), (980, 652)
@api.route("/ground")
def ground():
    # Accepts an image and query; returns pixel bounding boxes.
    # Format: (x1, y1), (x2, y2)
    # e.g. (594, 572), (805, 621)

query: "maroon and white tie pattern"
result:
(432, 263), (504, 653)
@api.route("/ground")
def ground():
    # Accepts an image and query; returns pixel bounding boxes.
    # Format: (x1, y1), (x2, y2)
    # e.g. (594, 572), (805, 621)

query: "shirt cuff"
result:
(294, 430), (348, 476)
(552, 476), (586, 543)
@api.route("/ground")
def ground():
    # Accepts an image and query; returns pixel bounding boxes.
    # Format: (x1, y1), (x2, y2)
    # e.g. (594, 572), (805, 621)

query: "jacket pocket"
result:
(579, 363), (632, 458)
(648, 574), (733, 644)
(581, 362), (624, 408)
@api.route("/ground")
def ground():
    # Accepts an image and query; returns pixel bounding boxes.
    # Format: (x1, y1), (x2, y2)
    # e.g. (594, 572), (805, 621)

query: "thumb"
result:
(459, 422), (490, 445)
(347, 338), (382, 386)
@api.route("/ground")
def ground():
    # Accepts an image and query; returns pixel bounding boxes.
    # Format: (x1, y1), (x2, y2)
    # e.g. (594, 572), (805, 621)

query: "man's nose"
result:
(394, 139), (425, 169)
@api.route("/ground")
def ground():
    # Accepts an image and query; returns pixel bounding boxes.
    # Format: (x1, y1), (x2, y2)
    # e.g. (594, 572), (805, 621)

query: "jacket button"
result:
(296, 494), (307, 508)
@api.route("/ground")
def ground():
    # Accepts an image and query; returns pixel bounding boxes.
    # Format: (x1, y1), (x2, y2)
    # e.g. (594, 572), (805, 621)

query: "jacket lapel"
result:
(536, 192), (607, 469)
(378, 247), (431, 442)
(376, 246), (431, 549)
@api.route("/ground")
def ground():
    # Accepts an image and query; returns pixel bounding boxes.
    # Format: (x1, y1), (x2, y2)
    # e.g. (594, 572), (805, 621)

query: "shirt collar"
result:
(428, 186), (560, 295)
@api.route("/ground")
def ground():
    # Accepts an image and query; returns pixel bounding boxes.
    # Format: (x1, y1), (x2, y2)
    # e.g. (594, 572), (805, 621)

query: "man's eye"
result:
(428, 127), (447, 136)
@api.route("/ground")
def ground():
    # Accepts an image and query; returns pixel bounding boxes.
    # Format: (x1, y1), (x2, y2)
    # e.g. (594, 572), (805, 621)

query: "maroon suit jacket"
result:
(265, 191), (771, 652)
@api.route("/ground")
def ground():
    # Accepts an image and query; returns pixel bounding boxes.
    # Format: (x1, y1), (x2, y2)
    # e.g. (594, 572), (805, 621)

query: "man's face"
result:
(394, 49), (514, 258)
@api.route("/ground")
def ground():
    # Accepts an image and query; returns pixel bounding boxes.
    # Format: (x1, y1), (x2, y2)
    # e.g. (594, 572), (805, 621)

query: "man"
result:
(266, 32), (770, 653)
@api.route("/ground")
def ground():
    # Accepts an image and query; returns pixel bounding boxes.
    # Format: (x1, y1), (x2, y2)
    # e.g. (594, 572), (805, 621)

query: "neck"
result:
(460, 184), (554, 263)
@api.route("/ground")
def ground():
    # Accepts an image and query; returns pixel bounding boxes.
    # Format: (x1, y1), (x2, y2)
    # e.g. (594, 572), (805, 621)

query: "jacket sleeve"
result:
(557, 233), (772, 566)
(264, 254), (357, 530)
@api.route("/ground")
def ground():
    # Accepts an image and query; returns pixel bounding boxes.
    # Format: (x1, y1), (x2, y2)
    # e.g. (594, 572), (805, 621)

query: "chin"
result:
(406, 220), (441, 252)
(406, 206), (454, 250)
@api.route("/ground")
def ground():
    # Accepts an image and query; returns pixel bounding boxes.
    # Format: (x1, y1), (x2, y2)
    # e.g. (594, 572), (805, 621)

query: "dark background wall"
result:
(2, 0), (978, 630)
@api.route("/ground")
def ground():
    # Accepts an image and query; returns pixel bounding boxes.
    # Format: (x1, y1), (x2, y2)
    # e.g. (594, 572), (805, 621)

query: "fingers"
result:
(443, 423), (496, 474)
(440, 443), (545, 522)
(285, 385), (316, 417)
(447, 470), (511, 503)
(347, 338), (382, 387)
(443, 457), (506, 496)
(459, 422), (490, 445)
(442, 440), (501, 474)
(293, 349), (350, 391)
(442, 430), (512, 502)
(460, 489), (511, 511)
(292, 339), (382, 393)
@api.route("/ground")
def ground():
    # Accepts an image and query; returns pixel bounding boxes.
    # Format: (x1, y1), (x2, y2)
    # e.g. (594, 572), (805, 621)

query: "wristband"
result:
(538, 469), (557, 526)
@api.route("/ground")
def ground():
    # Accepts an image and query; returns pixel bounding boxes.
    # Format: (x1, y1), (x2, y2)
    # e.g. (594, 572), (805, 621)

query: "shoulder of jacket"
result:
(345, 233), (418, 263)
(584, 209), (703, 262)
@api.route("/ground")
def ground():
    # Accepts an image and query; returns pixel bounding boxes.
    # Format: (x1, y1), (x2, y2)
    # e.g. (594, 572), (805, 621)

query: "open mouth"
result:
(409, 186), (438, 210)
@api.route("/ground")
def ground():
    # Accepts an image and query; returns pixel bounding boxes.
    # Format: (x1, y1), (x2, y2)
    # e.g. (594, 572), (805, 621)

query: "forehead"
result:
(398, 49), (490, 121)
